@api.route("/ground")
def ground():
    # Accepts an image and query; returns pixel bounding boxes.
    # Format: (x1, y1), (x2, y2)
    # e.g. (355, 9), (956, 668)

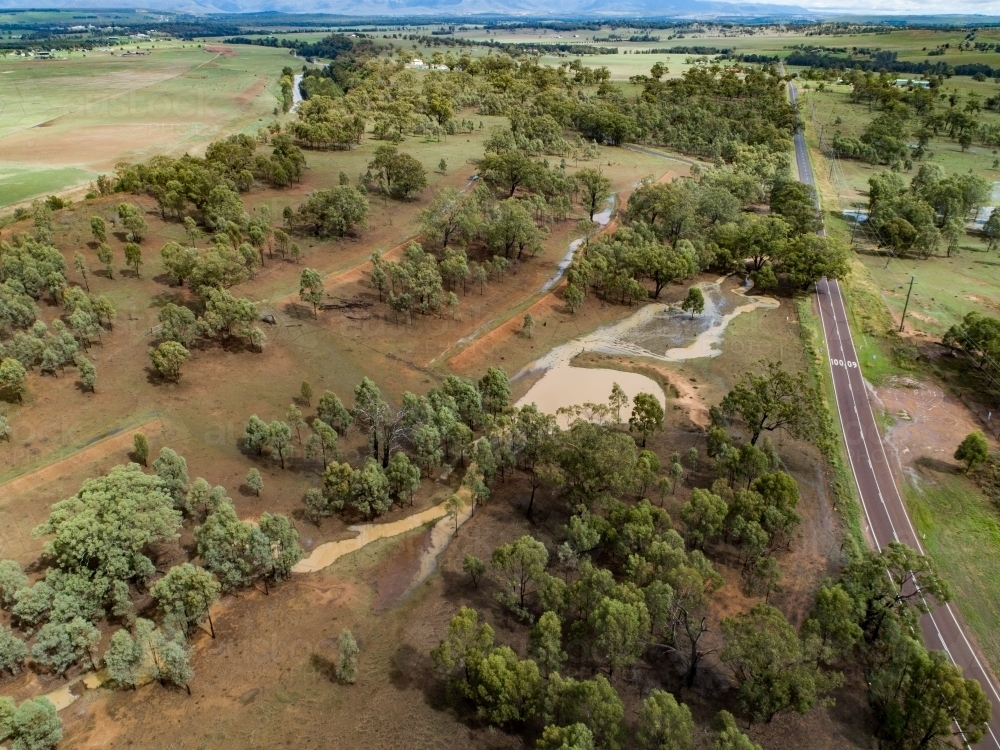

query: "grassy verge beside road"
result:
(797, 296), (865, 559)
(907, 470), (1000, 677)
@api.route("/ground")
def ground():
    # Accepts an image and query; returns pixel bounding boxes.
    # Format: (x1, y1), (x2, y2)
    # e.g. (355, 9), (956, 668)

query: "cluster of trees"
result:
(291, 94), (367, 149)
(620, 65), (798, 158)
(1, 226), (69, 315)
(424, 354), (988, 749)
(150, 285), (264, 381)
(0, 462), (182, 679)
(363, 144), (428, 200)
(283, 371), (660, 528)
(867, 165), (990, 258)
(114, 133), (306, 221)
(833, 70), (1000, 165)
(368, 159), (601, 320)
(0, 220), (117, 401)
(0, 316), (97, 396)
(279, 66), (295, 112)
(285, 374), (490, 522)
(475, 136), (597, 215)
(419, 162), (571, 245)
(432, 605), (761, 750)
(561, 162), (846, 309)
(371, 243), (460, 322)
(802, 543), (989, 748)
(278, 49), (794, 176)
(943, 310), (1000, 384)
(790, 48), (997, 79)
(424, 362), (852, 745)
(289, 184), (369, 238)
(420, 186), (545, 270)
(131, 210), (283, 380)
(0, 697), (62, 750)
(0, 444), (301, 693)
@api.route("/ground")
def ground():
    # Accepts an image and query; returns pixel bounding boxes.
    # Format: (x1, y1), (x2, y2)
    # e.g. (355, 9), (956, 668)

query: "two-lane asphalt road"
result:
(816, 278), (1000, 748)
(789, 79), (1000, 747)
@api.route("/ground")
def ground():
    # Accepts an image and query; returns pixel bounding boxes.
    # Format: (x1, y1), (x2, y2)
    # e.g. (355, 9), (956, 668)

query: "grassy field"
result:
(906, 468), (1000, 677)
(798, 76), (1000, 344)
(796, 83), (1000, 205)
(0, 165), (97, 206)
(0, 40), (290, 207)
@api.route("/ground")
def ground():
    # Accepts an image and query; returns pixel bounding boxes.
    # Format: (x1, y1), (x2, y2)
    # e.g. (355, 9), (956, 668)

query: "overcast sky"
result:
(762, 0), (998, 12)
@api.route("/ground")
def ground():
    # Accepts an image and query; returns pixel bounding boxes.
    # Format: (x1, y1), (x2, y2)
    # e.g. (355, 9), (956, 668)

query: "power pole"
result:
(899, 275), (915, 333)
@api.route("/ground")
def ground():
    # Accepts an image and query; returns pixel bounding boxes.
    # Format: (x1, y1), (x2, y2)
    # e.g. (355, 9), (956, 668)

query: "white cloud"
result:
(759, 0), (1000, 12)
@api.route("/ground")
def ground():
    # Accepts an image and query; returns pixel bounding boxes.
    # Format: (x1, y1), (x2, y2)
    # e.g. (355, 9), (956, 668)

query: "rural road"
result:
(788, 79), (1000, 747)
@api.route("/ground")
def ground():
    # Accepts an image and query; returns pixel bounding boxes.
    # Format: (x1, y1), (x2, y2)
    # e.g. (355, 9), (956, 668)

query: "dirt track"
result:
(0, 417), (167, 499)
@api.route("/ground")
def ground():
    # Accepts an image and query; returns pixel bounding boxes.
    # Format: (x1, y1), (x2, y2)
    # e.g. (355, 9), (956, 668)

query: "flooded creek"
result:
(293, 479), (475, 577)
(515, 278), (778, 420)
(541, 195), (614, 293)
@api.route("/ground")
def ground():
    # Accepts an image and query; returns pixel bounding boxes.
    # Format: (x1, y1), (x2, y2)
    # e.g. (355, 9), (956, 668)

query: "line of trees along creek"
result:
(559, 159), (849, 310)
(414, 359), (989, 750)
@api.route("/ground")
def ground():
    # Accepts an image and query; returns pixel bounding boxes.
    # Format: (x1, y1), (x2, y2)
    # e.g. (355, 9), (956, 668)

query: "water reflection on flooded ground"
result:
(514, 278), (778, 421)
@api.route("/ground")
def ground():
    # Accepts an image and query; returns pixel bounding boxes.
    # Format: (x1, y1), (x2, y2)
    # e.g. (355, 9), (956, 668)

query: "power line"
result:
(812, 101), (1000, 406)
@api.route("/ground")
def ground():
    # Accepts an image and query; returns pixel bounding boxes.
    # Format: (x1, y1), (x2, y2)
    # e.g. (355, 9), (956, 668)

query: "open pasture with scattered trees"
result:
(0, 17), (996, 750)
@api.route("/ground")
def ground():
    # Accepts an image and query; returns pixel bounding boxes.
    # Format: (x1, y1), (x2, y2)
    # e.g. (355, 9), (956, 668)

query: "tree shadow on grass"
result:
(915, 455), (961, 476)
(144, 366), (183, 387)
(309, 652), (336, 682)
(281, 301), (316, 321)
(149, 290), (192, 309)
(152, 272), (179, 288)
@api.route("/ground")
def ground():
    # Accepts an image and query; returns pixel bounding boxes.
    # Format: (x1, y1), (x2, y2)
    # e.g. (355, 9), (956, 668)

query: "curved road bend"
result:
(788, 79), (1000, 747)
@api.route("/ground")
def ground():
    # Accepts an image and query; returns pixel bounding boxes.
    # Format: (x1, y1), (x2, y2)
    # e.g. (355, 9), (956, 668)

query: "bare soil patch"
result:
(878, 377), (990, 478)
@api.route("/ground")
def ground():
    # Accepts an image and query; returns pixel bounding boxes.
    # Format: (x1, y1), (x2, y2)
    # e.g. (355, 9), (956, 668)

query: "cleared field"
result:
(0, 165), (96, 206)
(0, 41), (290, 207)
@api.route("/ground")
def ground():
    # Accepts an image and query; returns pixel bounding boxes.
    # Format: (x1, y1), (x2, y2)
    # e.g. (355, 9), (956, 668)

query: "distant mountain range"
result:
(0, 0), (823, 19)
(204, 0), (818, 18)
(2, 0), (998, 21)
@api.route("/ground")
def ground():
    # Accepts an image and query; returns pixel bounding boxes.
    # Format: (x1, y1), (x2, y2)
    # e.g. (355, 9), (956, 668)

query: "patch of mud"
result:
(369, 528), (432, 613)
(876, 379), (989, 480)
(516, 277), (777, 375)
(516, 361), (665, 427)
(577, 356), (711, 429)
(292, 502), (448, 573)
(513, 278), (777, 422)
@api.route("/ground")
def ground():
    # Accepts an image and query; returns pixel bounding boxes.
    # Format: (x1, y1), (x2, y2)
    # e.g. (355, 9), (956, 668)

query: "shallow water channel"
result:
(514, 278), (778, 422)
(541, 196), (614, 293)
(290, 74), (304, 112)
(293, 482), (475, 579)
